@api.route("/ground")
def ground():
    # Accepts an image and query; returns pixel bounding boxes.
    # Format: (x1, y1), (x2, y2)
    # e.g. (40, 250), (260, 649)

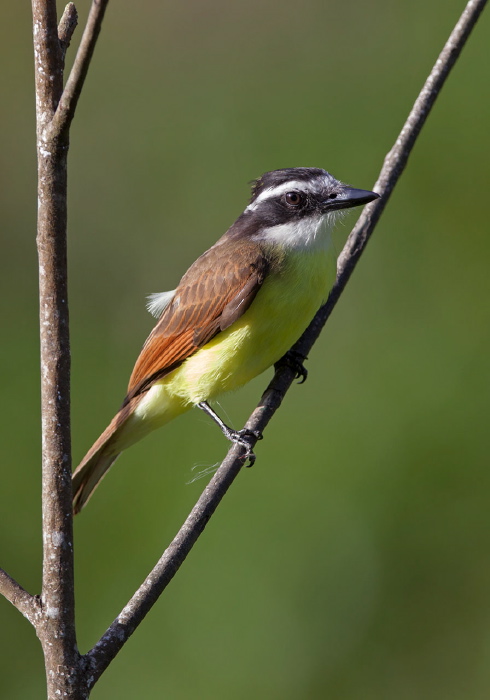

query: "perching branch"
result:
(304, 0), (489, 337)
(82, 0), (487, 685)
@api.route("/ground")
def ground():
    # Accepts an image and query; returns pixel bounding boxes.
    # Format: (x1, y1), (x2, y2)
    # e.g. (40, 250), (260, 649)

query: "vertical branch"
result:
(31, 1), (110, 695)
(32, 0), (79, 693)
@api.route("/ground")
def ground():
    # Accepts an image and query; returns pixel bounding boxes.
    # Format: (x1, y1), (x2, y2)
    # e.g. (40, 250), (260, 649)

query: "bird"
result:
(72, 167), (379, 513)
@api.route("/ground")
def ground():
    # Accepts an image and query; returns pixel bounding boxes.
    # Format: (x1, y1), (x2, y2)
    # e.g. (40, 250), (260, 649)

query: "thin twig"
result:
(302, 0), (489, 341)
(48, 0), (110, 139)
(83, 0), (487, 684)
(0, 569), (41, 625)
(58, 3), (78, 64)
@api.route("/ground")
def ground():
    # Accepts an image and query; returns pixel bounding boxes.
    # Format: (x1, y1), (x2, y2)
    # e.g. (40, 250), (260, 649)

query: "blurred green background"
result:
(1, 0), (490, 697)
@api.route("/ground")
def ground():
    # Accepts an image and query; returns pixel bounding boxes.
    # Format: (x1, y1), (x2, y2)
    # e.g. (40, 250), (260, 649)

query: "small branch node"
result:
(0, 568), (41, 626)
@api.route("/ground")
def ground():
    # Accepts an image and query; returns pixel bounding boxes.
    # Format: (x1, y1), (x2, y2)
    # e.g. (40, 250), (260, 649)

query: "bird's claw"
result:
(197, 402), (262, 466)
(228, 428), (263, 467)
(275, 350), (308, 384)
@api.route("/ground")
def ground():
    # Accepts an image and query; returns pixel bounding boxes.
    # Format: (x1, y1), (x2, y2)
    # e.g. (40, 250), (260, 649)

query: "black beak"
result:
(325, 186), (380, 211)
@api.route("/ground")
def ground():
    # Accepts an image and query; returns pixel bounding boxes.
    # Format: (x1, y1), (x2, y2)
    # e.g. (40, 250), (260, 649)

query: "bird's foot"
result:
(222, 427), (263, 467)
(197, 401), (262, 466)
(275, 350), (308, 384)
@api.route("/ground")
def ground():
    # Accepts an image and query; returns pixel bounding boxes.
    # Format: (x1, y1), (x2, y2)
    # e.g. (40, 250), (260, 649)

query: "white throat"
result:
(256, 211), (341, 252)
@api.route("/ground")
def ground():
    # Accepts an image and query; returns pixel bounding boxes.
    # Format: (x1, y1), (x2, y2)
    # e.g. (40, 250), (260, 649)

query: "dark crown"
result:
(249, 167), (329, 204)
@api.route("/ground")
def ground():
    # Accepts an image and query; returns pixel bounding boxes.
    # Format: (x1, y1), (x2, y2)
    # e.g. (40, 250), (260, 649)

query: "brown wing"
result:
(125, 238), (269, 402)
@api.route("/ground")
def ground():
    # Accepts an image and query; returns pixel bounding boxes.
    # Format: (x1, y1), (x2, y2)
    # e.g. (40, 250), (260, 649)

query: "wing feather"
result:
(126, 239), (268, 401)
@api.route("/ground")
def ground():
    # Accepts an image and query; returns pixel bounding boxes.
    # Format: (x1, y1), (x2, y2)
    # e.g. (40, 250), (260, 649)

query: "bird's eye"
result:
(329, 193), (338, 199)
(285, 191), (302, 207)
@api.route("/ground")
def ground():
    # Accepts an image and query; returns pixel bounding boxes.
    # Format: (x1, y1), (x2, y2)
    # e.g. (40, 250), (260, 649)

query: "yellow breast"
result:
(165, 246), (336, 405)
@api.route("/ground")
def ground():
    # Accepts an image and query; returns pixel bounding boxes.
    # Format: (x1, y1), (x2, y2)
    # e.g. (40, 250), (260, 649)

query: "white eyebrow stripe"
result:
(246, 180), (319, 211)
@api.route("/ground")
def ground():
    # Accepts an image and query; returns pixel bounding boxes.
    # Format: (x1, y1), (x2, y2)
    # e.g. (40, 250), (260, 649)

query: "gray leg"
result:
(197, 401), (262, 466)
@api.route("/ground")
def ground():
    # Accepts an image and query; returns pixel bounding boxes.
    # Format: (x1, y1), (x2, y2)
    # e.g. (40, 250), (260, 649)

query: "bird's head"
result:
(235, 167), (379, 250)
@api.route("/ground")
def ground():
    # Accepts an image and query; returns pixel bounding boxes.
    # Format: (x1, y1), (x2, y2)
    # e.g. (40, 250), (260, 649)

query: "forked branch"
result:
(16, 1), (111, 698)
(49, 0), (110, 139)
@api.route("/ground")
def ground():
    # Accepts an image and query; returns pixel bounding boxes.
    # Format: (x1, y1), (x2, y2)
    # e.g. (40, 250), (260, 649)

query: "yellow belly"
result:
(165, 246), (336, 404)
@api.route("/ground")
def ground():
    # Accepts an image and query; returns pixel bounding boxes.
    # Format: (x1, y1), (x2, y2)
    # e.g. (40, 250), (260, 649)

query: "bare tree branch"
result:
(82, 0), (487, 685)
(48, 0), (110, 139)
(32, 0), (80, 692)
(309, 0), (489, 336)
(0, 569), (41, 625)
(29, 0), (110, 697)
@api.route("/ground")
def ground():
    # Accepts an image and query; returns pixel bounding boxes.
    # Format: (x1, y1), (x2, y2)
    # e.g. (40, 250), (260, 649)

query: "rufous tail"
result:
(72, 400), (136, 514)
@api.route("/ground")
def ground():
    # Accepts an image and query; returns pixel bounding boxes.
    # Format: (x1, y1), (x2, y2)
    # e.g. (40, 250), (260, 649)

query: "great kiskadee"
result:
(72, 167), (378, 513)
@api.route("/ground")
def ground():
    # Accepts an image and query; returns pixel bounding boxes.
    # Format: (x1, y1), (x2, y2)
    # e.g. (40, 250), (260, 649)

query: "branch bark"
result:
(32, 0), (78, 693)
(0, 569), (41, 626)
(58, 2), (78, 65)
(81, 0), (488, 687)
(49, 0), (110, 138)
(30, 1), (109, 698)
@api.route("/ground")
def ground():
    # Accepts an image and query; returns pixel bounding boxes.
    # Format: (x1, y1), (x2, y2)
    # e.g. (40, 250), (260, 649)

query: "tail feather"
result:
(72, 449), (121, 514)
(72, 399), (137, 514)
